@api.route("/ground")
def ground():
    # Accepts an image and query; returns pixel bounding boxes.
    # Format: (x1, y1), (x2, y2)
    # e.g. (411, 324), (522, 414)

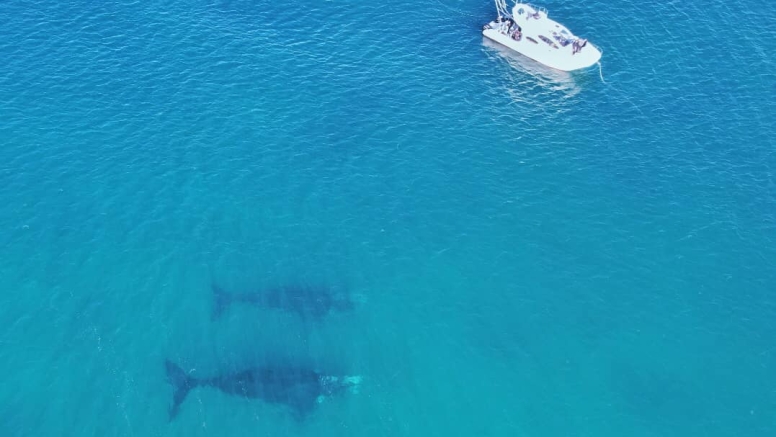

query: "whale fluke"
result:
(165, 360), (198, 420)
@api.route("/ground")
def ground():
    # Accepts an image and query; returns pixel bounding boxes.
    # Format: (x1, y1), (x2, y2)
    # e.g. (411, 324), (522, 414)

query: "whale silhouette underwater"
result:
(211, 283), (364, 321)
(165, 360), (362, 421)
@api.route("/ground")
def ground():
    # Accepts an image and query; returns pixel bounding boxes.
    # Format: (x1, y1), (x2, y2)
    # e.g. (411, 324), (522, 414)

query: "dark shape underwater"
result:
(165, 360), (362, 420)
(211, 283), (362, 320)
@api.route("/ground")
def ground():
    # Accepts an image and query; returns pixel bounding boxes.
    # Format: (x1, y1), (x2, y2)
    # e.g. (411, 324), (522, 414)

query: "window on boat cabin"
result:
(517, 8), (524, 15)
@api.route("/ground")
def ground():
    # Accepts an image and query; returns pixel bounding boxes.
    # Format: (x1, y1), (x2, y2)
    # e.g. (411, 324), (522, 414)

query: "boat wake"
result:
(482, 37), (581, 99)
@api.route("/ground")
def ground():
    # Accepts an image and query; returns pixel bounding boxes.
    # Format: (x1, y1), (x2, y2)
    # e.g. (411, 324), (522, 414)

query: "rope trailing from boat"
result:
(598, 62), (606, 84)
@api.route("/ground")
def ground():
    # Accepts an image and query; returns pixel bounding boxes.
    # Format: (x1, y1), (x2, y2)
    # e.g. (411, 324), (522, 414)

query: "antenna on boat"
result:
(495, 0), (511, 18)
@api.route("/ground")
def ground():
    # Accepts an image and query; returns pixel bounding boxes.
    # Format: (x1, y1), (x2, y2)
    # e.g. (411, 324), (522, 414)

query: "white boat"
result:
(482, 1), (601, 72)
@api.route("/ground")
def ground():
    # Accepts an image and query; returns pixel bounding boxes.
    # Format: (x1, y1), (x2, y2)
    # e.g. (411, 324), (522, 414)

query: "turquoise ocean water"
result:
(1, 0), (775, 435)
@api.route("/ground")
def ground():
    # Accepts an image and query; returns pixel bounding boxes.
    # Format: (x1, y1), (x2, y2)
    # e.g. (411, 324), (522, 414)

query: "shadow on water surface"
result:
(481, 37), (583, 100)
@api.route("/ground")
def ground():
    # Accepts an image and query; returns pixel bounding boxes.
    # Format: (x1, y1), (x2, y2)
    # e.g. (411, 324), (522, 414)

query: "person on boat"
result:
(511, 25), (522, 41)
(572, 38), (587, 54)
(552, 32), (570, 47)
(499, 17), (514, 34)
